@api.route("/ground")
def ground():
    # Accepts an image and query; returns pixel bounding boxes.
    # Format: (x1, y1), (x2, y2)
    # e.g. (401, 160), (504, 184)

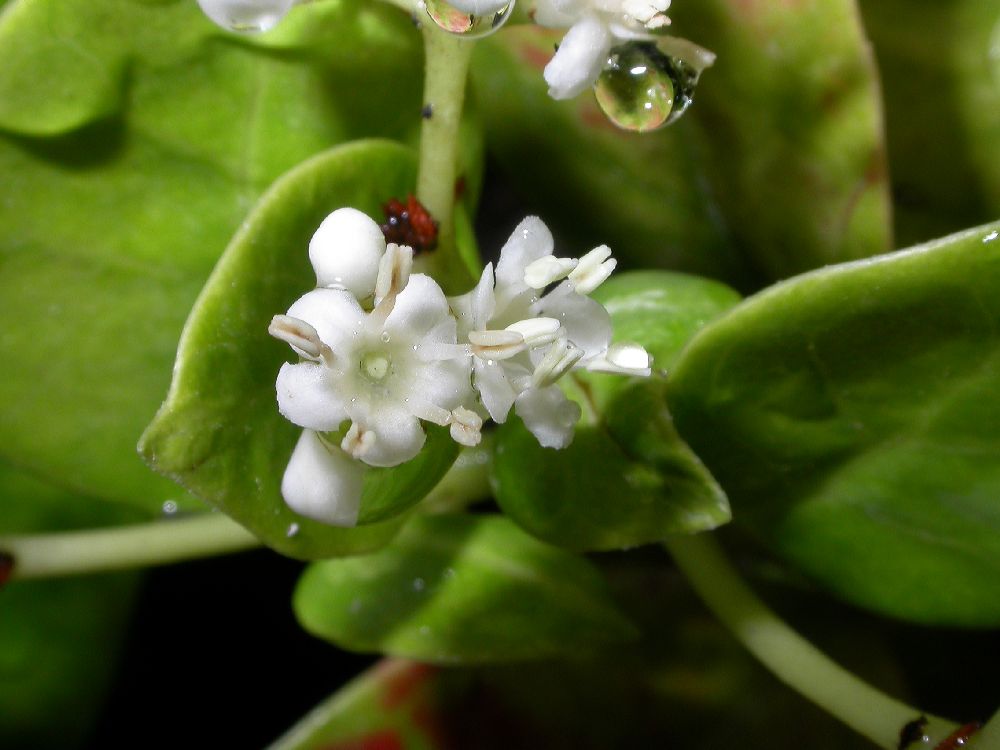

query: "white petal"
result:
(543, 16), (613, 100)
(350, 405), (426, 467)
(281, 430), (365, 527)
(383, 273), (452, 341)
(514, 385), (581, 449)
(276, 362), (349, 432)
(536, 282), (613, 359)
(286, 288), (365, 353)
(447, 0), (511, 14)
(309, 208), (386, 298)
(494, 218), (554, 300)
(411, 357), (474, 412)
(474, 358), (519, 423)
(533, 0), (584, 27)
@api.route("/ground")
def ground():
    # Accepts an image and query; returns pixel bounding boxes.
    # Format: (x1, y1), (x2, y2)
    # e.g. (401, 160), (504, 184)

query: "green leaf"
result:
(0, 465), (139, 749)
(471, 0), (890, 284)
(140, 139), (459, 558)
(858, 0), (1000, 246)
(494, 272), (738, 550)
(293, 514), (637, 663)
(0, 0), (434, 513)
(668, 221), (1000, 626)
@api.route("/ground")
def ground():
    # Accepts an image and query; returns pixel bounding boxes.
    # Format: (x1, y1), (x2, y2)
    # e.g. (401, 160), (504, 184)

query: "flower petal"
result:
(281, 430), (365, 526)
(494, 218), (554, 301)
(286, 288), (365, 353)
(533, 0), (584, 27)
(351, 405), (426, 467)
(411, 357), (474, 412)
(536, 282), (613, 359)
(543, 16), (613, 100)
(276, 362), (349, 432)
(384, 273), (452, 341)
(474, 358), (519, 423)
(514, 385), (581, 449)
(309, 207), (386, 298)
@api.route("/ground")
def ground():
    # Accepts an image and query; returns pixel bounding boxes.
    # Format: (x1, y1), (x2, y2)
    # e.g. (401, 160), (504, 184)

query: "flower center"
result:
(359, 351), (392, 381)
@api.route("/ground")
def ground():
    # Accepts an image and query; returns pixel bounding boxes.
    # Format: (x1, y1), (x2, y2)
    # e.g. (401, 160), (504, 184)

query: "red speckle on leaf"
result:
(381, 661), (438, 709)
(318, 730), (404, 750)
(381, 195), (439, 254)
(0, 553), (14, 588)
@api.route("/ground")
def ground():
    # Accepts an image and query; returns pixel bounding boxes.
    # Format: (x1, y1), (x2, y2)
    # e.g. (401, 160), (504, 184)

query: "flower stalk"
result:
(416, 25), (475, 294)
(665, 533), (959, 749)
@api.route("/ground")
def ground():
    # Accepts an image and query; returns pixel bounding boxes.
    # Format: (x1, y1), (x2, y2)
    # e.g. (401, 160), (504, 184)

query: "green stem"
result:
(1, 513), (260, 581)
(665, 533), (958, 749)
(415, 25), (475, 294)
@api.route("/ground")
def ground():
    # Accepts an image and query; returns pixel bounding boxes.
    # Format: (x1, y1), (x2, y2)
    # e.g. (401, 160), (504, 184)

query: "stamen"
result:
(568, 245), (616, 295)
(341, 422), (376, 459)
(407, 399), (452, 426)
(532, 338), (584, 387)
(371, 243), (414, 323)
(585, 343), (652, 376)
(524, 255), (578, 289)
(505, 317), (562, 349)
(269, 315), (333, 365)
(449, 406), (483, 447)
(468, 329), (526, 360)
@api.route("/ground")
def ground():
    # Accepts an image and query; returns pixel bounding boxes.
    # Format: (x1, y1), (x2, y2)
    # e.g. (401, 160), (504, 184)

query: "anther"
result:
(468, 329), (526, 360)
(341, 423), (376, 459)
(449, 406), (483, 447)
(532, 338), (584, 387)
(568, 245), (616, 294)
(505, 317), (562, 349)
(585, 343), (652, 376)
(269, 315), (334, 365)
(524, 255), (578, 289)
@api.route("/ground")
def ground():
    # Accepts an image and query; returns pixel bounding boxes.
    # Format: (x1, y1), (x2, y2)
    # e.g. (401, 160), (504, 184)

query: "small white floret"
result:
(309, 208), (386, 298)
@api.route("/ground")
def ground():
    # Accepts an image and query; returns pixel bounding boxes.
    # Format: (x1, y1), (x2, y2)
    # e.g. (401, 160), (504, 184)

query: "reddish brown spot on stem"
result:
(381, 195), (439, 254)
(0, 552), (14, 588)
(934, 723), (981, 750)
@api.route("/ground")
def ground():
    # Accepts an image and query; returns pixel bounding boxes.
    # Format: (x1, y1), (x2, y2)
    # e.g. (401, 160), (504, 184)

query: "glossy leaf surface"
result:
(294, 514), (637, 663)
(0, 0), (432, 513)
(668, 222), (1000, 625)
(141, 140), (458, 558)
(494, 272), (738, 550)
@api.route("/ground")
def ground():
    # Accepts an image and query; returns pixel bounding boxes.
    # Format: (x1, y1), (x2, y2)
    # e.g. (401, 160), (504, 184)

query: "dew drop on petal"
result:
(423, 0), (514, 39)
(196, 0), (293, 33)
(381, 331), (392, 343)
(594, 41), (701, 132)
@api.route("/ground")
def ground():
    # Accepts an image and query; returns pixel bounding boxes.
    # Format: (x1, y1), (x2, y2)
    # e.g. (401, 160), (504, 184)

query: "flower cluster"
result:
(270, 208), (651, 526)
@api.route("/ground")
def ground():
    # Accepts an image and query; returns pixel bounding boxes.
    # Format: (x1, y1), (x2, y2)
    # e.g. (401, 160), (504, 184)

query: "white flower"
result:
(270, 210), (473, 526)
(533, 0), (672, 99)
(450, 216), (650, 448)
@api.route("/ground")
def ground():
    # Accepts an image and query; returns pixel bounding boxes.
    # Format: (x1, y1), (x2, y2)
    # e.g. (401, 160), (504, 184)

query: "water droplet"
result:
(412, 577), (426, 592)
(594, 42), (701, 132)
(286, 523), (300, 538)
(380, 331), (391, 343)
(486, 359), (495, 366)
(196, 0), (293, 33)
(162, 500), (178, 516)
(443, 567), (456, 580)
(419, 625), (431, 636)
(423, 0), (514, 39)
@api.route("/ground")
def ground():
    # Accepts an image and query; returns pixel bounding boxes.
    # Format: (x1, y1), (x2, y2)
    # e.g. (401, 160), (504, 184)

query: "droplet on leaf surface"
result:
(423, 0), (514, 39)
(196, 0), (293, 33)
(594, 41), (701, 132)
